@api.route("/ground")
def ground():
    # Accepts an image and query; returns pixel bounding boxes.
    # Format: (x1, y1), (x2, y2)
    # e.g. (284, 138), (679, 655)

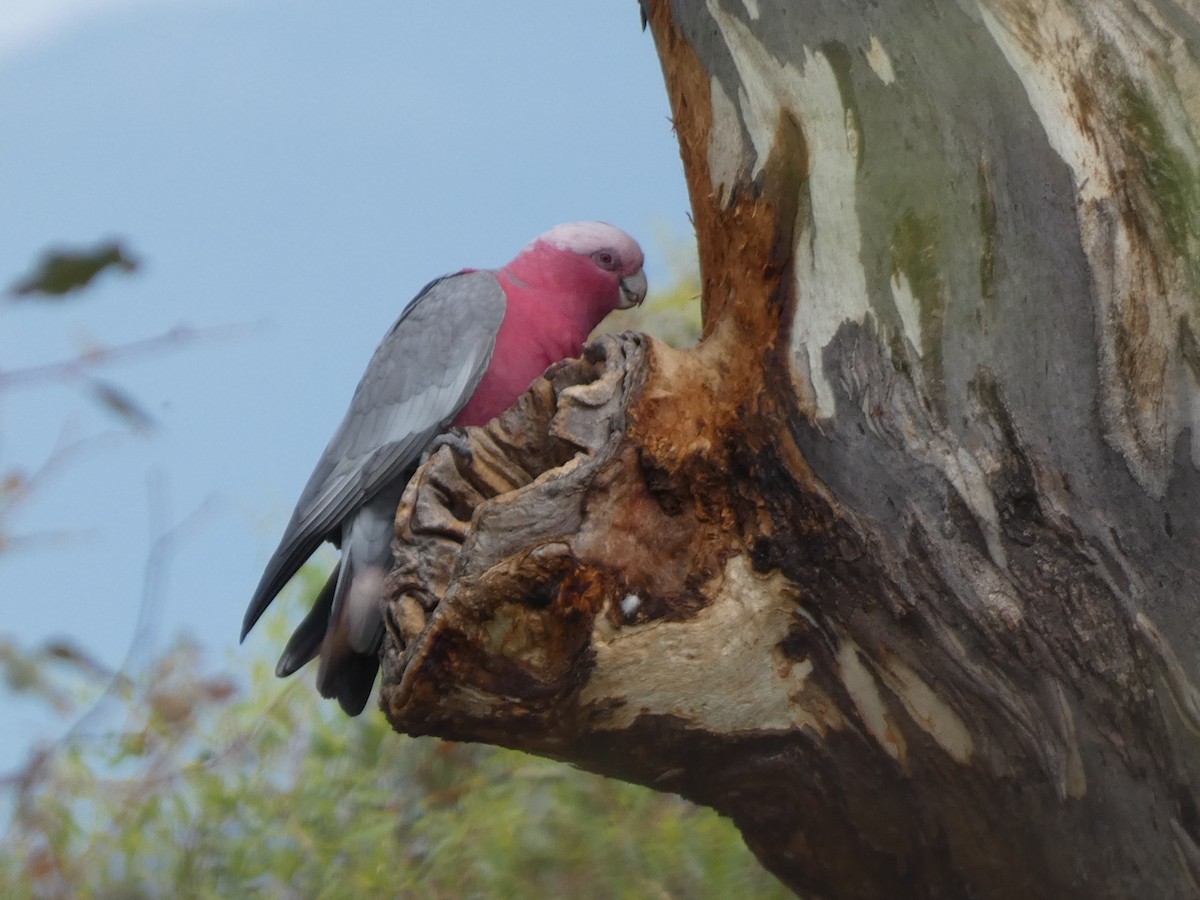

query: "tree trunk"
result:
(379, 2), (1200, 897)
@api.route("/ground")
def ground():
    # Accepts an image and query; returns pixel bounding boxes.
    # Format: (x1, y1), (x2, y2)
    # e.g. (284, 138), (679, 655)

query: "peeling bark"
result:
(380, 2), (1200, 897)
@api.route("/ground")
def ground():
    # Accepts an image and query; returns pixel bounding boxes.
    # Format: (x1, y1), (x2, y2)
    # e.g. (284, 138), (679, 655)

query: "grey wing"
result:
(241, 270), (506, 639)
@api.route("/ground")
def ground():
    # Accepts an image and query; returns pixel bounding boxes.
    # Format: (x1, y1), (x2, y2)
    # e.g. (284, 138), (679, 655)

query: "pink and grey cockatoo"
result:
(241, 222), (646, 715)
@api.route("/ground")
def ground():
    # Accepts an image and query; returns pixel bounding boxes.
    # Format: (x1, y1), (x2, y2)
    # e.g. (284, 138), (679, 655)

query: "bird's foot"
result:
(422, 427), (473, 465)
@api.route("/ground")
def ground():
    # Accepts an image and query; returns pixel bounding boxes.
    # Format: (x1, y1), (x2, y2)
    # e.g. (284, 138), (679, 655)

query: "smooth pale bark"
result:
(379, 2), (1200, 897)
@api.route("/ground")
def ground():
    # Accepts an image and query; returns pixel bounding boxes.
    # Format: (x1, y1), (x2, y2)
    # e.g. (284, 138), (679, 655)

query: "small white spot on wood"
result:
(864, 35), (895, 85)
(837, 640), (905, 762)
(951, 447), (1008, 570)
(879, 658), (975, 765)
(708, 75), (745, 208)
(620, 593), (641, 617)
(1049, 680), (1088, 799)
(890, 271), (924, 354)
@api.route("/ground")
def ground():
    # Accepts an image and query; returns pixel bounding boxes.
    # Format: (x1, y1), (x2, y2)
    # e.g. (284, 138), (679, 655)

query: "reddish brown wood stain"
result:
(620, 2), (845, 583)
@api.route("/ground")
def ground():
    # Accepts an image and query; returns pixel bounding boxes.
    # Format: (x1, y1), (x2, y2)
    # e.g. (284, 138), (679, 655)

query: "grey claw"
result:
(422, 427), (474, 465)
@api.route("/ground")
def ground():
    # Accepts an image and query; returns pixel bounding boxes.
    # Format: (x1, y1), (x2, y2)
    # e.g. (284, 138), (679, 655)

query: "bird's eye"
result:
(592, 250), (619, 271)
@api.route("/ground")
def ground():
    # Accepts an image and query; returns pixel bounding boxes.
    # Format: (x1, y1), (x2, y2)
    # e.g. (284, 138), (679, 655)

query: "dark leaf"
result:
(89, 379), (156, 432)
(9, 240), (140, 299)
(42, 640), (114, 678)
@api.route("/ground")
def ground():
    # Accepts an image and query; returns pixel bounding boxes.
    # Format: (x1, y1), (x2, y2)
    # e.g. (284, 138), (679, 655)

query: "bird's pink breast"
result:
(451, 289), (591, 427)
(451, 240), (627, 428)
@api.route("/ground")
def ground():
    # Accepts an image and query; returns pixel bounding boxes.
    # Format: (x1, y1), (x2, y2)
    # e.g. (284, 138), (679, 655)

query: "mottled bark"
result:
(380, 2), (1200, 897)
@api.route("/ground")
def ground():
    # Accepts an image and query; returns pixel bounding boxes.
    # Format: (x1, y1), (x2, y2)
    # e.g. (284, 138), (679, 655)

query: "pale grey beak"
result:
(618, 269), (648, 309)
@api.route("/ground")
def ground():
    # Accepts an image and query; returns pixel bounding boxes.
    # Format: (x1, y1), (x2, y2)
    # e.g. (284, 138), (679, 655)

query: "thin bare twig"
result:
(64, 472), (219, 743)
(0, 321), (263, 391)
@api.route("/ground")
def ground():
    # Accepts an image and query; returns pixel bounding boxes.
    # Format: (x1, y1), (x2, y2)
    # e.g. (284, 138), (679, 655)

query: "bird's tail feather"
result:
(315, 535), (386, 716)
(275, 561), (338, 678)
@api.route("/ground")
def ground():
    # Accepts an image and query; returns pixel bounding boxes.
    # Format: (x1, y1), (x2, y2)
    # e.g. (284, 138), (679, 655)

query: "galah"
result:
(241, 222), (647, 715)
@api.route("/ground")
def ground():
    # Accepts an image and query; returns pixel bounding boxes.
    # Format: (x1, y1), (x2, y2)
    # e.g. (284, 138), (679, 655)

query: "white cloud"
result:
(0, 0), (233, 61)
(1, 1), (117, 58)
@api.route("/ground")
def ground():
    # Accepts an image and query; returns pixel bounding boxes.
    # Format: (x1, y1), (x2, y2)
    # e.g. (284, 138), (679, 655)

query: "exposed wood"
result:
(380, 2), (1200, 896)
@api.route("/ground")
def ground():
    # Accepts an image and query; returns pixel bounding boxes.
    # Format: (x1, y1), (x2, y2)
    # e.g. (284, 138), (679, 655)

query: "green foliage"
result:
(1, 601), (788, 898)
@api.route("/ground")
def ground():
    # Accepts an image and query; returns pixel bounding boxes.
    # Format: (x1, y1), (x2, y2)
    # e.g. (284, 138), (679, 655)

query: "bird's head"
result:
(506, 221), (647, 323)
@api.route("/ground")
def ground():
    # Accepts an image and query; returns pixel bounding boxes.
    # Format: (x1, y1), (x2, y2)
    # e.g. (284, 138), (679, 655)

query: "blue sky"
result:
(0, 1), (690, 769)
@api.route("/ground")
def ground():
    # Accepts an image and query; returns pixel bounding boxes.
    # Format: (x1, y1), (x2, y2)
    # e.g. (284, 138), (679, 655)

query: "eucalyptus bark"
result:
(379, 2), (1200, 897)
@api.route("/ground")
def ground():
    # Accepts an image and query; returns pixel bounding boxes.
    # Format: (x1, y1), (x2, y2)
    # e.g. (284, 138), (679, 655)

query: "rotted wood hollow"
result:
(379, 330), (950, 897)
